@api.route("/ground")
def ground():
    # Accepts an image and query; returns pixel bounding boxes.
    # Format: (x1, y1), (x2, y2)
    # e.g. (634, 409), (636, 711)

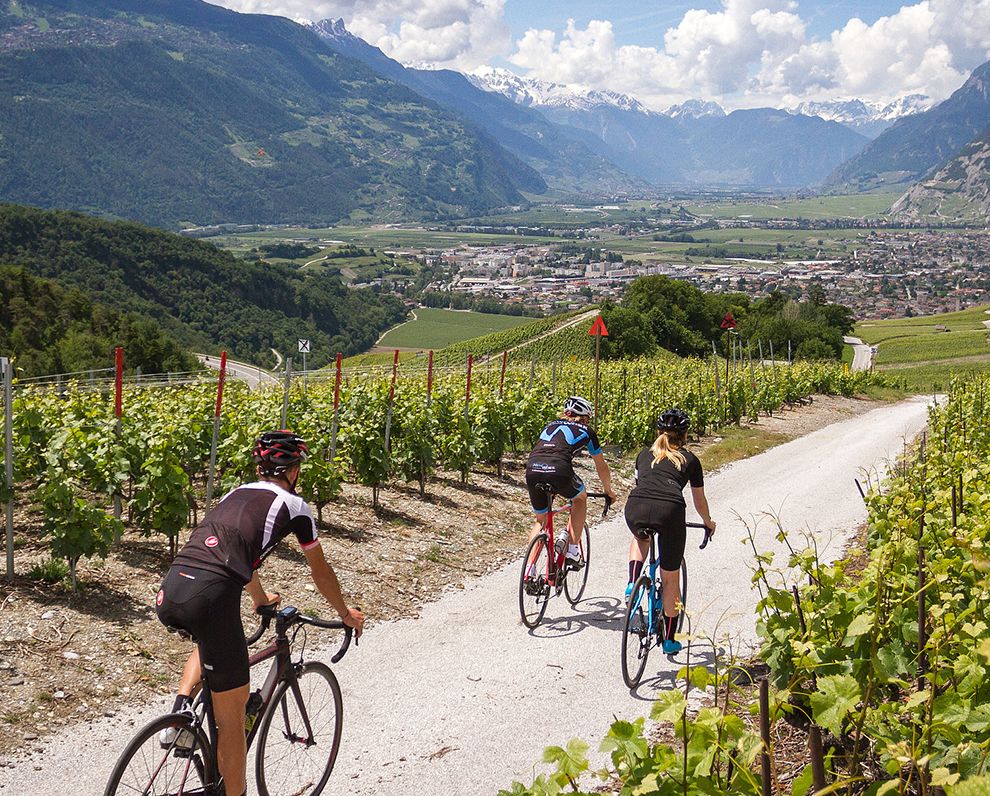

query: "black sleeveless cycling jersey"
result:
(628, 447), (704, 506)
(527, 420), (602, 470)
(171, 481), (319, 585)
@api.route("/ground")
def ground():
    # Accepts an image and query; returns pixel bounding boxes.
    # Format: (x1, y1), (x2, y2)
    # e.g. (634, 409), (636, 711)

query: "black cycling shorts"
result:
(624, 497), (686, 572)
(155, 565), (249, 693)
(525, 463), (585, 515)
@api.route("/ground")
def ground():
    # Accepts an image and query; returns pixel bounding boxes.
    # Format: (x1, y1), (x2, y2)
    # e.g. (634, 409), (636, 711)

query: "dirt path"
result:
(0, 396), (932, 794)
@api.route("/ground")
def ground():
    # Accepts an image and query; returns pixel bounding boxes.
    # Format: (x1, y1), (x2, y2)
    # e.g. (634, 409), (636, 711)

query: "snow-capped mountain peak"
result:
(469, 66), (651, 113)
(788, 94), (932, 136)
(304, 18), (354, 42)
(663, 99), (726, 119)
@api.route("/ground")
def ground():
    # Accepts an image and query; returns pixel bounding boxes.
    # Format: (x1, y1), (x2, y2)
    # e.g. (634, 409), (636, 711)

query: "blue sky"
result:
(218, 1), (990, 109)
(502, 1), (907, 46)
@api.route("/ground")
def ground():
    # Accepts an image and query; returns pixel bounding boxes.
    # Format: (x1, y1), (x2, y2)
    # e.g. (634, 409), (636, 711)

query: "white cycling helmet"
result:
(563, 395), (594, 418)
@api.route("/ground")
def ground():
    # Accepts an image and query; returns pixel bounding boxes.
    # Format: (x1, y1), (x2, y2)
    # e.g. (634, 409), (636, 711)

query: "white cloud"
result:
(212, 0), (509, 69)
(508, 0), (990, 109)
(210, 0), (990, 107)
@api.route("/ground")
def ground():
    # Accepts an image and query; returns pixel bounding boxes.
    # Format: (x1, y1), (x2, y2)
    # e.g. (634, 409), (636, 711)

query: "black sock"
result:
(628, 560), (644, 584)
(171, 694), (191, 713)
(664, 615), (677, 642)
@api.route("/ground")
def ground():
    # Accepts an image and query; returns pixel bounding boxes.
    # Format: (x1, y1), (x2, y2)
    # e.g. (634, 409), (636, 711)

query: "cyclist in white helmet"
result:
(524, 396), (617, 568)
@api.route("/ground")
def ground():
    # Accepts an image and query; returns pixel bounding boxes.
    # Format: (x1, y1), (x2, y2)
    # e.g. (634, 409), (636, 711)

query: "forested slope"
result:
(0, 204), (406, 367)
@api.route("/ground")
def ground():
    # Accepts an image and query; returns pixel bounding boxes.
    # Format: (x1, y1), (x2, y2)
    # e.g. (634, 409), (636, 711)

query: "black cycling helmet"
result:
(563, 395), (594, 418)
(253, 430), (309, 476)
(657, 408), (690, 434)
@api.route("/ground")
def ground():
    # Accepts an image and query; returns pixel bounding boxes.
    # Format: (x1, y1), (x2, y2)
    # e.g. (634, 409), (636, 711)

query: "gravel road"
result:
(0, 396), (932, 795)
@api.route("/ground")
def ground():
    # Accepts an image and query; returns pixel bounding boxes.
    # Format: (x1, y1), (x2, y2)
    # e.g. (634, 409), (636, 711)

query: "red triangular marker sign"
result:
(588, 315), (609, 336)
(720, 312), (737, 330)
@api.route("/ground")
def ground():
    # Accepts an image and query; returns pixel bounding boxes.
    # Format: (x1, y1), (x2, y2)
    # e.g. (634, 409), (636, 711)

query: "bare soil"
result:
(0, 395), (888, 760)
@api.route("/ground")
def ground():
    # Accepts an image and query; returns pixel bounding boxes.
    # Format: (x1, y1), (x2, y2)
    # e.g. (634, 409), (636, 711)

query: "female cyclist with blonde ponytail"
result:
(623, 408), (715, 654)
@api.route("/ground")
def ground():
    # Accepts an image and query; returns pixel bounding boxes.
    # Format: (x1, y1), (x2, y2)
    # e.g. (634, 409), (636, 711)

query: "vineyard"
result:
(501, 374), (990, 795)
(0, 354), (889, 586)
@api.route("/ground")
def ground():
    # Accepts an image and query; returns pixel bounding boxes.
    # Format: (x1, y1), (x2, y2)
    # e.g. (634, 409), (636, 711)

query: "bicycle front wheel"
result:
(255, 661), (343, 796)
(518, 533), (550, 628)
(563, 523), (591, 605)
(103, 713), (216, 796)
(621, 575), (653, 688)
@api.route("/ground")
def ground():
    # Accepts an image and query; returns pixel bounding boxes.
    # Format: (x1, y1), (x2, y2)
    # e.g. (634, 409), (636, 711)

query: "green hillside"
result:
(0, 265), (194, 377)
(0, 203), (406, 367)
(0, 0), (544, 228)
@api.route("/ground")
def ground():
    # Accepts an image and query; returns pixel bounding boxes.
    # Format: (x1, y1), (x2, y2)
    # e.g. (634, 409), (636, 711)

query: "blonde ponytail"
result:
(651, 430), (686, 470)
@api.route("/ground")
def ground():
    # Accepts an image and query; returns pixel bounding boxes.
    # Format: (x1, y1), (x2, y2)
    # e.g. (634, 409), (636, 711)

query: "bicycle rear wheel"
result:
(518, 533), (550, 628)
(621, 575), (653, 688)
(255, 661), (343, 796)
(103, 713), (216, 796)
(563, 523), (591, 605)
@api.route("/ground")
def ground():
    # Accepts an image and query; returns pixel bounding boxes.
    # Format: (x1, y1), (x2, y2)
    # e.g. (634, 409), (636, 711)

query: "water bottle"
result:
(244, 689), (263, 732)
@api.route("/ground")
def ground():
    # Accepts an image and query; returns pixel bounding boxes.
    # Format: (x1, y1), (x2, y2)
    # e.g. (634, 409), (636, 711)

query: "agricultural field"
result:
(376, 308), (534, 351)
(855, 304), (990, 389)
(681, 191), (902, 220)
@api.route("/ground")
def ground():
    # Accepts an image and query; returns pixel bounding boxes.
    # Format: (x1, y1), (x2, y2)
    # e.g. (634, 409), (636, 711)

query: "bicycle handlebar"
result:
(585, 491), (613, 518)
(247, 603), (355, 663)
(686, 521), (715, 550)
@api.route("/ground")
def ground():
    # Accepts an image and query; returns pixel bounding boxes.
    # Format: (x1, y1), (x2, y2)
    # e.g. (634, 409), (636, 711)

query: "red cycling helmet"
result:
(252, 430), (309, 477)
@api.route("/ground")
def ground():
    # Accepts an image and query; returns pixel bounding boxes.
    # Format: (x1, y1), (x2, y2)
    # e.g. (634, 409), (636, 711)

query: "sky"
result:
(212, 1), (990, 110)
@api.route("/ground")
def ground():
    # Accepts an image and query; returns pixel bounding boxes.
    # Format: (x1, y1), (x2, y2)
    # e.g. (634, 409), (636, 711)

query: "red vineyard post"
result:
(204, 351), (228, 507)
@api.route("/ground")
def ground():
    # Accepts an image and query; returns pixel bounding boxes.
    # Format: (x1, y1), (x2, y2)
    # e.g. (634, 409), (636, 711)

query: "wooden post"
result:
(329, 353), (342, 460)
(113, 347), (123, 521)
(281, 357), (292, 428)
(384, 349), (399, 451)
(809, 725), (827, 791)
(465, 353), (473, 423)
(2, 357), (13, 580)
(759, 678), (773, 796)
(499, 350), (508, 398)
(204, 351), (227, 508)
(426, 350), (434, 410)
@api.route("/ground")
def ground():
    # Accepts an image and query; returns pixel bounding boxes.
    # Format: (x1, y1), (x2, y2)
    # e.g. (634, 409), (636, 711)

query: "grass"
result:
(697, 426), (792, 472)
(377, 308), (534, 350)
(682, 192), (902, 220)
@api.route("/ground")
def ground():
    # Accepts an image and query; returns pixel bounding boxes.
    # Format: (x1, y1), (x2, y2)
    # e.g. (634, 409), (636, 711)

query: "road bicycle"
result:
(518, 487), (611, 628)
(621, 522), (712, 688)
(104, 602), (353, 796)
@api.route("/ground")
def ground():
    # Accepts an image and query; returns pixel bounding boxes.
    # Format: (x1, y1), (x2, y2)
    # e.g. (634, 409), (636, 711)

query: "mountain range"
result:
(890, 128), (990, 223)
(469, 67), (869, 188)
(0, 0), (544, 227)
(827, 61), (990, 191)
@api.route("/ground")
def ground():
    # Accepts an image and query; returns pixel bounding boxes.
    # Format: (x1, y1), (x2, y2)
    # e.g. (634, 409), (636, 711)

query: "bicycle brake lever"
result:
(700, 529), (713, 550)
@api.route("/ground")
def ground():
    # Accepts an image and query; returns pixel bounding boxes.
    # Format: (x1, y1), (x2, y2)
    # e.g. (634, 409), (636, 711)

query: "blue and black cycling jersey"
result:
(527, 420), (602, 470)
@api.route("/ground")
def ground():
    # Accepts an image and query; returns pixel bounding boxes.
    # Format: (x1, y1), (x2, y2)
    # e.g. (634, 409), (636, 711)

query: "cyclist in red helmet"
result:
(155, 430), (364, 796)
(525, 396), (618, 569)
